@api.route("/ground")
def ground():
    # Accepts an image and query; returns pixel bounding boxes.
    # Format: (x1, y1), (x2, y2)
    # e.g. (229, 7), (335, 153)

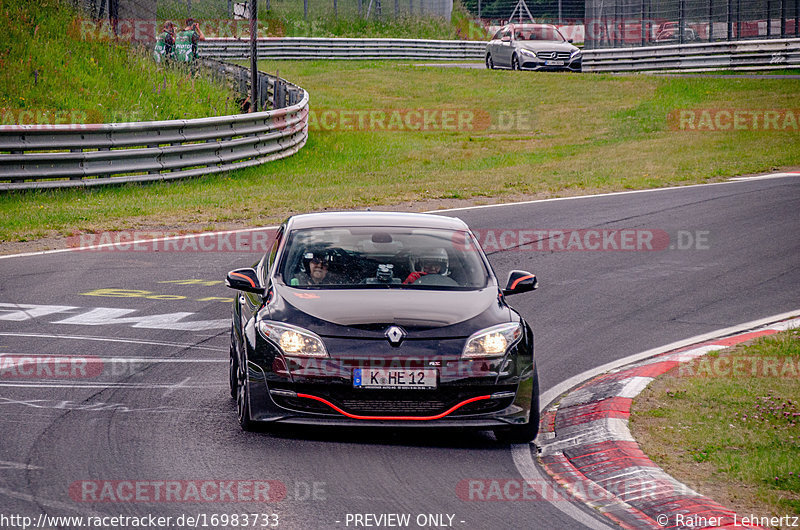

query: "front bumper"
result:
(519, 55), (581, 71)
(242, 336), (536, 428)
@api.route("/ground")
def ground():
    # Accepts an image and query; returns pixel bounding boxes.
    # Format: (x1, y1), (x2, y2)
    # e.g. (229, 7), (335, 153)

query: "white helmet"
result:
(416, 248), (449, 275)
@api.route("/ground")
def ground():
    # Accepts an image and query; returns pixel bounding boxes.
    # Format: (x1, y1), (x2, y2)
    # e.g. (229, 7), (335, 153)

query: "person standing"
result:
(174, 18), (206, 63)
(153, 21), (176, 63)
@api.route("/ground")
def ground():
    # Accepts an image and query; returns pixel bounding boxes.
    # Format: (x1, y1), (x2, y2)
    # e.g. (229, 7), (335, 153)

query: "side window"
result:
(492, 29), (503, 41)
(265, 226), (284, 278)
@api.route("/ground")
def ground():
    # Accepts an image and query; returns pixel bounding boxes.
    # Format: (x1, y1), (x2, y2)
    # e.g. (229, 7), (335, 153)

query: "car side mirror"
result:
(502, 270), (537, 296)
(226, 268), (266, 296)
(501, 36), (511, 42)
(568, 39), (574, 43)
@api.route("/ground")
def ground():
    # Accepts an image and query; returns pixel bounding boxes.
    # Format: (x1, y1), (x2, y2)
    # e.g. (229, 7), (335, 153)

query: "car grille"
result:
(271, 385), (516, 418)
(537, 51), (571, 60)
(341, 399), (446, 415)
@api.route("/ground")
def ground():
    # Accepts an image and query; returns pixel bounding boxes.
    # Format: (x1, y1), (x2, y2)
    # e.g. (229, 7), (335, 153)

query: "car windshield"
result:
(515, 26), (565, 42)
(278, 227), (490, 290)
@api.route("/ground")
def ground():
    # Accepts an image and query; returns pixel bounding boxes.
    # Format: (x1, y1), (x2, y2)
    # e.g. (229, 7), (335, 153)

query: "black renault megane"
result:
(225, 212), (540, 442)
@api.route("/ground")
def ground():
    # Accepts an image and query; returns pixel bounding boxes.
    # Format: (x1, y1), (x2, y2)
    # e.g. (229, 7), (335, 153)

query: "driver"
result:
(290, 248), (338, 286)
(403, 248), (449, 284)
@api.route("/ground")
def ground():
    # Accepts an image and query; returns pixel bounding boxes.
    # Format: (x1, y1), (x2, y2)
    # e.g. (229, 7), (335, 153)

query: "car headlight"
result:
(258, 321), (328, 358)
(462, 323), (522, 359)
(519, 49), (536, 58)
(570, 49), (582, 58)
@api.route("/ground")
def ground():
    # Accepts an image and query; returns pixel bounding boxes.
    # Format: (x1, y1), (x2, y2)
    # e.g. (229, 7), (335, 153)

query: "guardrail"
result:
(0, 61), (308, 191)
(582, 37), (800, 72)
(199, 37), (487, 61)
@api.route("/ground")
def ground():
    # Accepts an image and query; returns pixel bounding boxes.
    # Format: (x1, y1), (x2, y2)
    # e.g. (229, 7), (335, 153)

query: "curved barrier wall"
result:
(199, 38), (487, 61)
(0, 65), (308, 191)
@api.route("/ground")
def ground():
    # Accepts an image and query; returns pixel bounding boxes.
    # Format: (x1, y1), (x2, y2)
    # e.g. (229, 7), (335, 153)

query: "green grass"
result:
(631, 330), (800, 516)
(156, 0), (488, 40)
(0, 0), (239, 123)
(1, 60), (799, 247)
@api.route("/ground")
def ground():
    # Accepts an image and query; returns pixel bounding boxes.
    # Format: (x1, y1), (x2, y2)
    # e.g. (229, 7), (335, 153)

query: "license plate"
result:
(353, 368), (437, 389)
(545, 60), (565, 66)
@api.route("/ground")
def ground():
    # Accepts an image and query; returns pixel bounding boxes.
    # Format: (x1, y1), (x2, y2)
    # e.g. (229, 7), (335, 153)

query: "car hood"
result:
(271, 284), (507, 336)
(516, 41), (578, 53)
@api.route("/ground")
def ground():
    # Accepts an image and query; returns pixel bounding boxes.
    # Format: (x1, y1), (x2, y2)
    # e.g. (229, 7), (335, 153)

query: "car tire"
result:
(486, 54), (494, 69)
(511, 54), (520, 71)
(236, 364), (255, 432)
(229, 324), (238, 398)
(493, 367), (540, 443)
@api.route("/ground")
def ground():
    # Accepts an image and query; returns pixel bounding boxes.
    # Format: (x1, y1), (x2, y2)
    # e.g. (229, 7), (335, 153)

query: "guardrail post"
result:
(641, 0), (647, 45)
(273, 78), (281, 109)
(736, 0), (741, 39)
(259, 75), (270, 110)
(679, 0), (686, 44)
(727, 0), (733, 39)
(250, 0), (259, 112)
(709, 0), (714, 41)
(768, 0), (773, 37)
(781, 0), (787, 37)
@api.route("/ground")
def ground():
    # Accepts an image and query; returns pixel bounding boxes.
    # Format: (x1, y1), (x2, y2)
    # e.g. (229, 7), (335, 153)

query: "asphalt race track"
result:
(0, 175), (798, 529)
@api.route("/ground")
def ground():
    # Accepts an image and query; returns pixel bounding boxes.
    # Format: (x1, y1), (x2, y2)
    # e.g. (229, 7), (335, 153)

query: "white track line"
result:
(433, 172), (799, 213)
(510, 444), (616, 530)
(0, 381), (224, 389)
(0, 225), (279, 260)
(1, 172), (797, 261)
(0, 354), (225, 363)
(0, 332), (226, 351)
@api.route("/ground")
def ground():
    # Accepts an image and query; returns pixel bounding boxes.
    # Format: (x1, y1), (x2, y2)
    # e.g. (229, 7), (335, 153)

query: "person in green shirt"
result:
(174, 18), (206, 63)
(153, 21), (176, 63)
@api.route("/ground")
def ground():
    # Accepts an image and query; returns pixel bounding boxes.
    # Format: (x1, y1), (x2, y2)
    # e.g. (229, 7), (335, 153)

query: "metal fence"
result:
(582, 36), (800, 71)
(0, 62), (308, 191)
(461, 0), (585, 24)
(199, 37), (487, 59)
(71, 0), (454, 31)
(584, 0), (800, 49)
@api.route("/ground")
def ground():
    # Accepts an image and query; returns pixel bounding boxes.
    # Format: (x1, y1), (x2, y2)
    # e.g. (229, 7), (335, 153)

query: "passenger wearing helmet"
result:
(403, 248), (449, 284)
(290, 249), (337, 286)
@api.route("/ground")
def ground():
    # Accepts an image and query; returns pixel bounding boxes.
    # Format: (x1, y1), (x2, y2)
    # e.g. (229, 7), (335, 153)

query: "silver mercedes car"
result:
(485, 23), (582, 72)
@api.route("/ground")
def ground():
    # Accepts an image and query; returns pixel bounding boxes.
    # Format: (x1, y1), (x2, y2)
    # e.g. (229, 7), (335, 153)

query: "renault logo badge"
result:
(385, 326), (406, 346)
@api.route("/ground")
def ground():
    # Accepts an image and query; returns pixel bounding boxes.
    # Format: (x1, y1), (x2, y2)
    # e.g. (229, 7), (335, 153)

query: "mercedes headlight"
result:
(258, 321), (328, 358)
(570, 49), (582, 58)
(519, 49), (537, 58)
(462, 323), (522, 359)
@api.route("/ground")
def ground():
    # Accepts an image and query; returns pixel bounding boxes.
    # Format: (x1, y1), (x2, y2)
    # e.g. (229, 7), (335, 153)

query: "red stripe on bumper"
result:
(295, 393), (492, 421)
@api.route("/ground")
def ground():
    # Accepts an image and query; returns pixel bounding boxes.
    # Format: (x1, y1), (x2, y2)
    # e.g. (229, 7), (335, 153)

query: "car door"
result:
(496, 27), (514, 67)
(487, 28), (503, 62)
